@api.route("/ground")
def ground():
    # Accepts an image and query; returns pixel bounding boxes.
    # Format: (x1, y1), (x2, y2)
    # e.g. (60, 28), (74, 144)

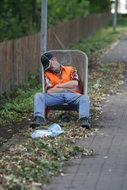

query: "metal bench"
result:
(41, 49), (88, 114)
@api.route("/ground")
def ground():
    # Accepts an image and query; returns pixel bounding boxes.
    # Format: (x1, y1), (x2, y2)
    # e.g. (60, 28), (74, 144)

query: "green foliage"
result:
(0, 0), (37, 41)
(0, 73), (41, 126)
(0, 125), (94, 189)
(0, 0), (111, 42)
(48, 0), (90, 25)
(1, 18), (127, 126)
(89, 0), (111, 13)
(117, 15), (127, 27)
(71, 18), (127, 55)
(0, 61), (125, 189)
(0, 23), (126, 189)
(71, 27), (113, 54)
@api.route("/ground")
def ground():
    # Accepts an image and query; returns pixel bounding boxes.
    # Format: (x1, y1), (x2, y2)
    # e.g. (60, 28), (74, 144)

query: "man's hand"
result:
(47, 80), (79, 93)
(47, 86), (65, 93)
(57, 80), (78, 89)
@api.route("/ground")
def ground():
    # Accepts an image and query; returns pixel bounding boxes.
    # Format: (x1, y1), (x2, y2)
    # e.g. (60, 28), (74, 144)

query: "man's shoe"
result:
(78, 117), (90, 129)
(30, 116), (46, 129)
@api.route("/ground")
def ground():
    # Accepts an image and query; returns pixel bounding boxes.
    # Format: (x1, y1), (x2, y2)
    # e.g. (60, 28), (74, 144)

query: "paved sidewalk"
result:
(100, 36), (127, 63)
(43, 38), (127, 190)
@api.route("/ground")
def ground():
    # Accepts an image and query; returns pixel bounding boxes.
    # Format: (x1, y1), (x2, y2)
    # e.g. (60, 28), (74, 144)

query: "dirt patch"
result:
(0, 112), (74, 153)
(0, 120), (30, 153)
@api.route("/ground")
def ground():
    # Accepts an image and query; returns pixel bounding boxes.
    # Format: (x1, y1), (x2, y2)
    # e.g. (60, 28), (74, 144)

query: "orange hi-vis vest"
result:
(45, 66), (81, 94)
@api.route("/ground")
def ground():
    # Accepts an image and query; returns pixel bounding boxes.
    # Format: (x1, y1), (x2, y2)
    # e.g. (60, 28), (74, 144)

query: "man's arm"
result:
(47, 80), (78, 93)
(45, 66), (80, 93)
(57, 80), (78, 89)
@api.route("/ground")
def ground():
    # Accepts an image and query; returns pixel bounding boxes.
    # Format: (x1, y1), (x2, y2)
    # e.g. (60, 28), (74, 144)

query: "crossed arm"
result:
(47, 80), (79, 93)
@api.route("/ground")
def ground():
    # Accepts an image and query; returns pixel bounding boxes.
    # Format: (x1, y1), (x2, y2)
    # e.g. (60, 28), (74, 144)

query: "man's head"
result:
(41, 52), (53, 71)
(41, 52), (61, 72)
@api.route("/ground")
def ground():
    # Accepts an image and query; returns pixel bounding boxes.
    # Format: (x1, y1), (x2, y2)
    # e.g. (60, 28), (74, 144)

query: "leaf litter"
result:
(0, 62), (126, 190)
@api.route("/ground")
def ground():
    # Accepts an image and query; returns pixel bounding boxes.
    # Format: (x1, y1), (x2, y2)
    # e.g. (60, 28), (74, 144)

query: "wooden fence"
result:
(0, 12), (111, 95)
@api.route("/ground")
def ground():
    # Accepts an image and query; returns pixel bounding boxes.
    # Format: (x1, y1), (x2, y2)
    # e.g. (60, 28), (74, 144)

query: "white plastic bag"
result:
(31, 123), (64, 138)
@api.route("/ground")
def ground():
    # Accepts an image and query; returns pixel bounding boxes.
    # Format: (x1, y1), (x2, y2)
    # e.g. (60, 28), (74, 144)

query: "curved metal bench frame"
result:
(41, 49), (88, 112)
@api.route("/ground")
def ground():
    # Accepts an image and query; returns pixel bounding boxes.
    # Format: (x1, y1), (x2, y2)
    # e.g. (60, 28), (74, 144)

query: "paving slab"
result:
(43, 81), (127, 190)
(43, 37), (127, 190)
(100, 37), (127, 63)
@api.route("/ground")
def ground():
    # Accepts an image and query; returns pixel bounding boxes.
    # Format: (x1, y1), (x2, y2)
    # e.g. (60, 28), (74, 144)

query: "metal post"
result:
(113, 0), (118, 32)
(40, 0), (47, 92)
(40, 0), (47, 54)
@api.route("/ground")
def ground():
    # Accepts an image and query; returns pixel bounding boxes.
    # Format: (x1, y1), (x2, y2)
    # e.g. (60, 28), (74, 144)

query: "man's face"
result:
(49, 57), (60, 72)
